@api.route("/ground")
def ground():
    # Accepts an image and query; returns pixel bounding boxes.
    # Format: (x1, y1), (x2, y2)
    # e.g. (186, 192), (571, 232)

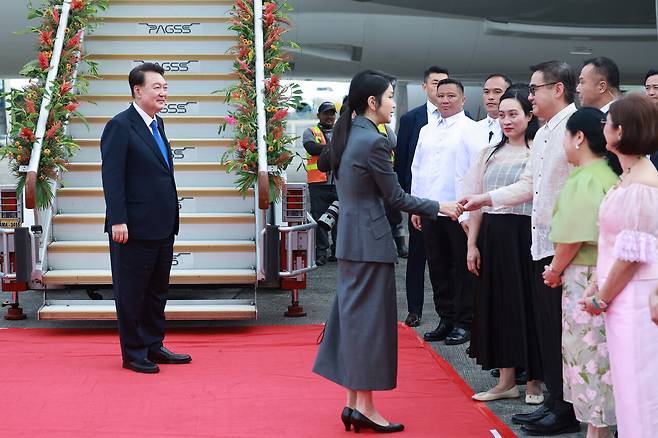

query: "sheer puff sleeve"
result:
(611, 184), (658, 263)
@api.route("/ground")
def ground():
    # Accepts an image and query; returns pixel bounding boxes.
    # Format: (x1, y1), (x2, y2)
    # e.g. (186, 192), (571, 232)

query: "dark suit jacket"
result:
(394, 103), (429, 193)
(335, 116), (439, 263)
(100, 105), (179, 240)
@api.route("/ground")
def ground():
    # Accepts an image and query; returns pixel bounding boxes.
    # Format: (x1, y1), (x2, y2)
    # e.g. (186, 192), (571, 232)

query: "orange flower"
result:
(39, 30), (54, 46)
(45, 120), (62, 139)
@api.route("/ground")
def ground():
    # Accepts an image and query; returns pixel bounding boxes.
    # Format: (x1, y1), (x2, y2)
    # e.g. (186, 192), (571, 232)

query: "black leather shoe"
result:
(316, 255), (327, 266)
(122, 358), (159, 374)
(328, 255), (337, 262)
(423, 321), (454, 342)
(341, 407), (353, 431)
(521, 412), (580, 435)
(511, 405), (551, 425)
(444, 327), (470, 345)
(404, 313), (421, 327)
(350, 410), (404, 433)
(394, 236), (408, 258)
(148, 346), (192, 364)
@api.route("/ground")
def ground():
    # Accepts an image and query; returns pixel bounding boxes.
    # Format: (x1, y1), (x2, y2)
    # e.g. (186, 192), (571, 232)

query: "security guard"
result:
(303, 102), (338, 266)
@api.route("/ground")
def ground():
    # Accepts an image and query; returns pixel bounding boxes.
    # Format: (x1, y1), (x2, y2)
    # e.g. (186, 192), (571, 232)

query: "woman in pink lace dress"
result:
(580, 94), (658, 437)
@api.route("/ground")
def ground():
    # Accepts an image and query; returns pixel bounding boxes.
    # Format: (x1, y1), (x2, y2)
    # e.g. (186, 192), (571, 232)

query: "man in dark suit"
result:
(101, 63), (191, 373)
(394, 66), (448, 328)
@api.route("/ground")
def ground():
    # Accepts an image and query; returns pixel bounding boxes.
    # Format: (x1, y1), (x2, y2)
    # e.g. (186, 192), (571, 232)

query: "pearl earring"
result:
(575, 144), (580, 150)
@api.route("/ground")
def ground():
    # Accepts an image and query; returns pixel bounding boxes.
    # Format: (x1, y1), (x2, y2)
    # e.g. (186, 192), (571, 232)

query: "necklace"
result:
(619, 156), (644, 183)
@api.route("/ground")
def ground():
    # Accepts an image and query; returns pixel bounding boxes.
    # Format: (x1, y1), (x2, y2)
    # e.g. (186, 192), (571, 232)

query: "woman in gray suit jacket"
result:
(312, 70), (463, 433)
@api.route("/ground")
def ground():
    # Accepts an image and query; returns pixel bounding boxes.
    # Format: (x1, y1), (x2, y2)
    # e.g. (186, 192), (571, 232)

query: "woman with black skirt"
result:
(312, 70), (463, 433)
(463, 88), (544, 403)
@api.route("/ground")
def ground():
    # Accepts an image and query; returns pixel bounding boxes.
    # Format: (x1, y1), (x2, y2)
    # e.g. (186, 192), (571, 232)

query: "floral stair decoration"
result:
(221, 0), (301, 202)
(0, 0), (108, 209)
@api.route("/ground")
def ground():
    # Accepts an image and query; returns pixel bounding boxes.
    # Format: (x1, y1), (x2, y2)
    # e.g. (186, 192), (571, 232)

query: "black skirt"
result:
(468, 213), (542, 380)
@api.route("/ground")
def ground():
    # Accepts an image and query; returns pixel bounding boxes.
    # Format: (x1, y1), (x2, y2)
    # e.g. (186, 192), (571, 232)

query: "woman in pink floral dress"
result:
(580, 94), (658, 438)
(544, 108), (620, 438)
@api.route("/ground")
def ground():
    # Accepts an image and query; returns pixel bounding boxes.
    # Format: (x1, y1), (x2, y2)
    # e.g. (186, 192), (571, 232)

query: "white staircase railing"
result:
(254, 0), (268, 281)
(25, 0), (73, 210)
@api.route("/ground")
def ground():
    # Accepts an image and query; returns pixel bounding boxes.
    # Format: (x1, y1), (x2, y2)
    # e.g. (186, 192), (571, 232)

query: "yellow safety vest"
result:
(306, 126), (329, 183)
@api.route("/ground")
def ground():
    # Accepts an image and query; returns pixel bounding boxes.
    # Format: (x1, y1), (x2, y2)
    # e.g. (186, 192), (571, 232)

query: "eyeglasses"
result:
(528, 82), (559, 95)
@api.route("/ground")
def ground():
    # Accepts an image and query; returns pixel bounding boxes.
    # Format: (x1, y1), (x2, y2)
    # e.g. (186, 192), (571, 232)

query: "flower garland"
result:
(0, 0), (108, 209)
(221, 0), (301, 202)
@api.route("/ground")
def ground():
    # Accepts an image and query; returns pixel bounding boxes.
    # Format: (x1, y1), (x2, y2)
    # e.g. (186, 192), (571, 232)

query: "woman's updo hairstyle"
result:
(566, 107), (622, 175)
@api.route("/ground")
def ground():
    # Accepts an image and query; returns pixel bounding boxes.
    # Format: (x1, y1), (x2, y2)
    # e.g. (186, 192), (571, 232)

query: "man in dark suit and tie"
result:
(394, 66), (448, 328)
(101, 62), (191, 373)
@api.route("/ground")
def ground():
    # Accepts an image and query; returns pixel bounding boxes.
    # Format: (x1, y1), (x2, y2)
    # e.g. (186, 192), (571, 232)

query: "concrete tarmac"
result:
(0, 257), (591, 438)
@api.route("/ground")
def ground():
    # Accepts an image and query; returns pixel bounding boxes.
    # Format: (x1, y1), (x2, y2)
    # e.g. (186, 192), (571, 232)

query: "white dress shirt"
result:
(411, 111), (487, 214)
(600, 101), (613, 114)
(426, 100), (440, 124)
(133, 102), (157, 128)
(477, 115), (503, 147)
(489, 103), (577, 260)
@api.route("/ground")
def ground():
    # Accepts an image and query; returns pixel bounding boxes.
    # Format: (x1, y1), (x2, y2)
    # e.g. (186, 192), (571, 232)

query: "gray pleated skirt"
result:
(312, 260), (398, 391)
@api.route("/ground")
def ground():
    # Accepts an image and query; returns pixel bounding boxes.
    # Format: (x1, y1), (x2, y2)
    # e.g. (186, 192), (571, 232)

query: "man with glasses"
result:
(577, 57), (620, 113)
(462, 61), (579, 436)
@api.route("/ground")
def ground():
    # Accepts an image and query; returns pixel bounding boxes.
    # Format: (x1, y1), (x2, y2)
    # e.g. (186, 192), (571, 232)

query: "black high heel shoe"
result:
(350, 410), (404, 433)
(341, 407), (353, 431)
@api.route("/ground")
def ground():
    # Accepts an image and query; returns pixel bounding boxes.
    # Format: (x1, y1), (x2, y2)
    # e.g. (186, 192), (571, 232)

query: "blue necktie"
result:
(150, 119), (170, 168)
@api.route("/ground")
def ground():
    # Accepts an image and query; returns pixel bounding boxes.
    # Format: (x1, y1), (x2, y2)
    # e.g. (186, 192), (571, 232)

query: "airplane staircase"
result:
(37, 0), (260, 320)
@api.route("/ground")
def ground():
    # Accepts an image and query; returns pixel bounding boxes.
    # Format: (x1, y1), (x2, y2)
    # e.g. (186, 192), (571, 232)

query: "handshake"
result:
(411, 194), (492, 230)
(438, 193), (493, 221)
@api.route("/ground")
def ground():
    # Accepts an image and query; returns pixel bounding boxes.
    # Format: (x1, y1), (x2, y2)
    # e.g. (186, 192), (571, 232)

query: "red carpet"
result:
(0, 324), (514, 437)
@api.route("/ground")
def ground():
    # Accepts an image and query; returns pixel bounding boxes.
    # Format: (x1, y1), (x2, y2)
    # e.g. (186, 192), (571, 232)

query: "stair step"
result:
(62, 162), (236, 187)
(93, 17), (232, 37)
(69, 115), (232, 139)
(84, 53), (234, 75)
(72, 138), (233, 163)
(98, 1), (232, 19)
(38, 299), (256, 321)
(84, 77), (237, 95)
(52, 213), (255, 241)
(47, 240), (256, 271)
(41, 268), (256, 285)
(78, 94), (229, 117)
(85, 35), (236, 55)
(56, 187), (254, 214)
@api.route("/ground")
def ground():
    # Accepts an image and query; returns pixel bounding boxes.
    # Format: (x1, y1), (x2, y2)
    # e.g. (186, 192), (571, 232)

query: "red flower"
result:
(264, 13), (275, 26)
(39, 30), (54, 46)
(269, 108), (288, 124)
(272, 125), (284, 140)
(71, 0), (85, 10)
(264, 2), (276, 14)
(60, 81), (73, 94)
(64, 101), (78, 112)
(45, 121), (62, 139)
(66, 30), (83, 49)
(52, 7), (60, 25)
(266, 75), (279, 92)
(238, 137), (250, 150)
(38, 52), (50, 70)
(25, 100), (37, 114)
(19, 127), (35, 142)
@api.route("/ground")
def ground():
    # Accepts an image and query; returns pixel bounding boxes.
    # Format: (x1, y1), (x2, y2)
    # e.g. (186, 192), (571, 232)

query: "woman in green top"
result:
(543, 108), (621, 438)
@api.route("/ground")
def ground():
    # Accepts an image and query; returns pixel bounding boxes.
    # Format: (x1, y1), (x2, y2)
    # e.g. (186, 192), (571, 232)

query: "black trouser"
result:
(421, 216), (473, 329)
(405, 216), (426, 315)
(109, 234), (174, 362)
(309, 183), (338, 258)
(531, 257), (575, 419)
